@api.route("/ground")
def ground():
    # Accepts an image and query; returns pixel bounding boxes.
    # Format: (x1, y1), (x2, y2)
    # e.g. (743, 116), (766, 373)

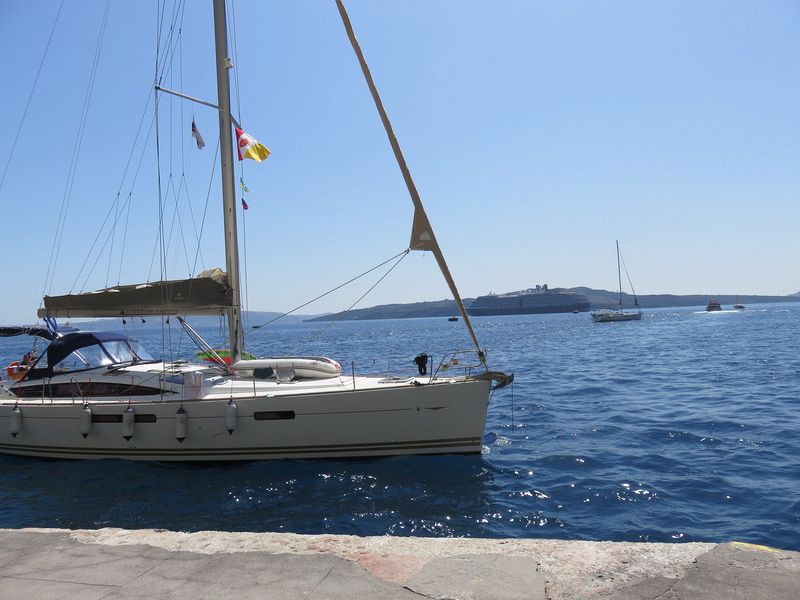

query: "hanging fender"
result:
(9, 406), (22, 438)
(225, 400), (237, 435)
(79, 404), (92, 438)
(175, 407), (188, 442)
(122, 406), (135, 440)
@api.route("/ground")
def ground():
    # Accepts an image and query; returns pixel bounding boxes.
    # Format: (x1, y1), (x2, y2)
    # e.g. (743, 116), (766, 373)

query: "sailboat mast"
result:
(212, 0), (243, 363)
(616, 239), (622, 310)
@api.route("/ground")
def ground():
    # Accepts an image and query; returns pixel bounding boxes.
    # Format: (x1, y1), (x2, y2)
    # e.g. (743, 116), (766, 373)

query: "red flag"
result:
(241, 197), (249, 210)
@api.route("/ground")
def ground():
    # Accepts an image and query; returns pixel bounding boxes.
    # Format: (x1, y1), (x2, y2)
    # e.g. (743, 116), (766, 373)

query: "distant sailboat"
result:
(591, 241), (642, 323)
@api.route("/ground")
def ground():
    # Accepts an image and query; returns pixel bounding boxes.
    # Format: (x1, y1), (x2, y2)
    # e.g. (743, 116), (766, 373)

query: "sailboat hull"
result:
(591, 311), (642, 323)
(0, 379), (490, 461)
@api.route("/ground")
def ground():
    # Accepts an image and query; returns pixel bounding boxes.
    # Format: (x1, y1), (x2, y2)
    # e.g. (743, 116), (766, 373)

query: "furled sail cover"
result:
(38, 269), (233, 318)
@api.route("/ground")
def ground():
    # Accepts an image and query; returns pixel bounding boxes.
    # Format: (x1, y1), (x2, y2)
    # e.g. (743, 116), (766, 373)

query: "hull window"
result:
(92, 414), (157, 424)
(12, 382), (172, 398)
(253, 411), (295, 421)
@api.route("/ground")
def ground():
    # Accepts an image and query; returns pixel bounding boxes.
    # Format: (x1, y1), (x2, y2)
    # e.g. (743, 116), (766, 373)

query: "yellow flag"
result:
(235, 127), (271, 162)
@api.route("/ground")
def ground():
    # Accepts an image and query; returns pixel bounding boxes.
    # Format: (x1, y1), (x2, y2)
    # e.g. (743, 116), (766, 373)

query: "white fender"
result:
(79, 404), (92, 438)
(225, 400), (237, 435)
(9, 406), (21, 438)
(122, 406), (135, 440)
(175, 407), (188, 443)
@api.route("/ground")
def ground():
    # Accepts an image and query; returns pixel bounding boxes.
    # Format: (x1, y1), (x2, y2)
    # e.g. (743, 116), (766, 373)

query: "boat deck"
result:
(0, 360), (474, 405)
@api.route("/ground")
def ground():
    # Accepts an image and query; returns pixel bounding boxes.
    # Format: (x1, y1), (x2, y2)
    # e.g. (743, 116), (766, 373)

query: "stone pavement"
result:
(0, 528), (797, 599)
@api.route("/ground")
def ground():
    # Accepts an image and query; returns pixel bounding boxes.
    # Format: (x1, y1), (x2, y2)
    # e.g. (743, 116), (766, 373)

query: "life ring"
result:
(6, 361), (28, 382)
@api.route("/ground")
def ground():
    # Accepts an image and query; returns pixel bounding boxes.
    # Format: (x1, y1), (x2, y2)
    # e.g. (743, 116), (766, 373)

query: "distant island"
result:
(305, 287), (800, 322)
(61, 289), (800, 328)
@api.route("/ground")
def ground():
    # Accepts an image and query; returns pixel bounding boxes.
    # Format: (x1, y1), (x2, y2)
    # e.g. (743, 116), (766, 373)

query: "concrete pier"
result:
(0, 528), (797, 599)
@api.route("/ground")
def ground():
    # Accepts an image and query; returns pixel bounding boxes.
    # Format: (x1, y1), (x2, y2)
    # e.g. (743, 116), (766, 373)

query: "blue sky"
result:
(0, 1), (798, 323)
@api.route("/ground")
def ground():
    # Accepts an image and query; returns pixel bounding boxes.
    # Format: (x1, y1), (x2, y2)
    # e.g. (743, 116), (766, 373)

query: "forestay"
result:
(335, 0), (485, 362)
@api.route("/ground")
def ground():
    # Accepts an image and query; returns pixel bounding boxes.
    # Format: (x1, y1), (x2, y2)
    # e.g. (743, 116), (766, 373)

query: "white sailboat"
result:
(0, 1), (510, 461)
(591, 241), (642, 323)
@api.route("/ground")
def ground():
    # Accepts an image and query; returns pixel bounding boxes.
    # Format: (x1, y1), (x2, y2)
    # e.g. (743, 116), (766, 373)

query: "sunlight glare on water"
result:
(1, 304), (798, 549)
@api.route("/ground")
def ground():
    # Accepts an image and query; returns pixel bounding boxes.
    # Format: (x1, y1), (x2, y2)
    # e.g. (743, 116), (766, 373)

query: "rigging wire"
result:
(69, 96), (156, 292)
(154, 2), (168, 360)
(155, 0), (185, 85)
(105, 199), (120, 288)
(160, 0), (187, 364)
(159, 27), (194, 281)
(147, 0), (190, 282)
(163, 177), (193, 275)
(619, 250), (639, 305)
(42, 0), (112, 300)
(289, 249), (410, 354)
(172, 4), (197, 276)
(189, 139), (221, 276)
(0, 0), (65, 194)
(252, 248), (411, 329)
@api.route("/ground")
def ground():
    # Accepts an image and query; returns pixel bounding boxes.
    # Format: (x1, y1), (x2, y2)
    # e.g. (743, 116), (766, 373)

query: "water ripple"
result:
(1, 304), (799, 549)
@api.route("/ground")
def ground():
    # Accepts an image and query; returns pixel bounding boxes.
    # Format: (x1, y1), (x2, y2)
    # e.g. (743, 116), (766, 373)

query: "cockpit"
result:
(10, 332), (155, 382)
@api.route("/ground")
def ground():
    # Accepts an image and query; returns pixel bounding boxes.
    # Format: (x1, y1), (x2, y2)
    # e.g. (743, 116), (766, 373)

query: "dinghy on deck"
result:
(233, 357), (342, 380)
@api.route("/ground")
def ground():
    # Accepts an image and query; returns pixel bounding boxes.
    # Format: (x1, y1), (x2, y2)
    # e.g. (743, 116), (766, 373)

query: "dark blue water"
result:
(1, 304), (799, 550)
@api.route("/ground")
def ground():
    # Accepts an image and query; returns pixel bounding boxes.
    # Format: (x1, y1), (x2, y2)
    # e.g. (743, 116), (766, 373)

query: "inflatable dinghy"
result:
(232, 356), (342, 380)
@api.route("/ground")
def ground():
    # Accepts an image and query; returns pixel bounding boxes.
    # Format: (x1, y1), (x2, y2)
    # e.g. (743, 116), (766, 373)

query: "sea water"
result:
(0, 304), (798, 550)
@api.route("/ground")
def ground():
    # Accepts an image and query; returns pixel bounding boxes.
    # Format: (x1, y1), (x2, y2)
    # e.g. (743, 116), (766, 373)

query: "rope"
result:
(0, 0), (64, 194)
(289, 250), (409, 354)
(252, 248), (410, 329)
